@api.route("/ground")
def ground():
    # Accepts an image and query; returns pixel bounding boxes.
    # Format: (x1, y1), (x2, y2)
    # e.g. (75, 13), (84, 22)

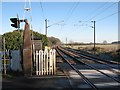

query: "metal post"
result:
(17, 14), (19, 29)
(66, 37), (67, 47)
(93, 21), (96, 54)
(45, 19), (47, 36)
(91, 21), (96, 54)
(3, 37), (6, 77)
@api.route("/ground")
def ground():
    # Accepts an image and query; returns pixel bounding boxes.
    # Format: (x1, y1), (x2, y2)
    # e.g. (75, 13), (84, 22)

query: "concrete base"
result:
(23, 49), (32, 76)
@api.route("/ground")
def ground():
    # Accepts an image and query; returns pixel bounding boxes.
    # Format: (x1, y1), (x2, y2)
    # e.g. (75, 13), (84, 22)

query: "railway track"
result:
(64, 47), (120, 74)
(58, 46), (120, 83)
(57, 48), (98, 89)
(65, 47), (119, 65)
(56, 46), (120, 89)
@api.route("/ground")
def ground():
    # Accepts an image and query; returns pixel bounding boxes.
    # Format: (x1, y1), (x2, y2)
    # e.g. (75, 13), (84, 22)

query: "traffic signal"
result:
(10, 18), (20, 28)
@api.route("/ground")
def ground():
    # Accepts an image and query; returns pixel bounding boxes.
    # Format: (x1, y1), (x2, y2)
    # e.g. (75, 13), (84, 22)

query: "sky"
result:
(1, 0), (119, 43)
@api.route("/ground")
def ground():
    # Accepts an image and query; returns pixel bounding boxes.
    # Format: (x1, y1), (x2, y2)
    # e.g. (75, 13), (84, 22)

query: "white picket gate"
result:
(34, 49), (56, 75)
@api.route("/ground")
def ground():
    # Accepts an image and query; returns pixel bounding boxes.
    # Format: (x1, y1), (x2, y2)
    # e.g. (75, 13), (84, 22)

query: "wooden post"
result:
(36, 51), (38, 75)
(38, 51), (40, 75)
(33, 51), (35, 71)
(41, 50), (43, 75)
(53, 49), (56, 75)
(50, 49), (53, 75)
(44, 50), (48, 75)
(43, 52), (45, 75)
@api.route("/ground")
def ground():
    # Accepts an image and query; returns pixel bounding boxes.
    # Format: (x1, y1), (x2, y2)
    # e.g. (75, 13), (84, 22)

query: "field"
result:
(63, 44), (119, 52)
(62, 44), (120, 61)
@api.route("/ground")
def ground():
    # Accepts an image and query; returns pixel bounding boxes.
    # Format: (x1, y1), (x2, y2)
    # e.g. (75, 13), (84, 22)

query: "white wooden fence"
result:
(34, 49), (56, 75)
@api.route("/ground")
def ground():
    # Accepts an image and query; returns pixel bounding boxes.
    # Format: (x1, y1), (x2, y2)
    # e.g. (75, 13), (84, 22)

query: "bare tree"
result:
(103, 40), (107, 44)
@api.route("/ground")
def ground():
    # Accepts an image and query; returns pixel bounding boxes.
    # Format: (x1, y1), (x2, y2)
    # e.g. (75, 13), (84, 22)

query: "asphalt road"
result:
(2, 70), (72, 90)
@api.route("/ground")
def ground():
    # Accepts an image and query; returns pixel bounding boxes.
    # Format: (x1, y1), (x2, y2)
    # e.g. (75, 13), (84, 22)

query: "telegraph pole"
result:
(91, 21), (96, 54)
(44, 20), (64, 37)
(78, 20), (96, 54)
(45, 19), (48, 36)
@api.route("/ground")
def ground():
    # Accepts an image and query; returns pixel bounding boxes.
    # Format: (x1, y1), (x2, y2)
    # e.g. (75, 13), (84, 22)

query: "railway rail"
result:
(57, 48), (98, 89)
(56, 46), (120, 89)
(64, 47), (120, 74)
(57, 46), (120, 83)
(65, 47), (119, 64)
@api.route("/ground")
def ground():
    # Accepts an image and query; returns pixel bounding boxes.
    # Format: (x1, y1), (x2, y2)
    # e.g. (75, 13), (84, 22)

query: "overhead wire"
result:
(96, 10), (119, 22)
(87, 2), (117, 21)
(39, 0), (46, 20)
(64, 0), (80, 23)
(39, 0), (46, 34)
(73, 1), (110, 29)
(81, 1), (110, 21)
(48, 20), (64, 27)
(78, 1), (118, 28)
(64, 2), (77, 20)
(60, 0), (80, 33)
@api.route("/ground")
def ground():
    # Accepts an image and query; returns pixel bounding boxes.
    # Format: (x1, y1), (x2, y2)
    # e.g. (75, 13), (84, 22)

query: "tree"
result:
(2, 30), (49, 50)
(48, 36), (61, 46)
(103, 40), (107, 44)
(32, 30), (48, 48)
(3, 30), (23, 50)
